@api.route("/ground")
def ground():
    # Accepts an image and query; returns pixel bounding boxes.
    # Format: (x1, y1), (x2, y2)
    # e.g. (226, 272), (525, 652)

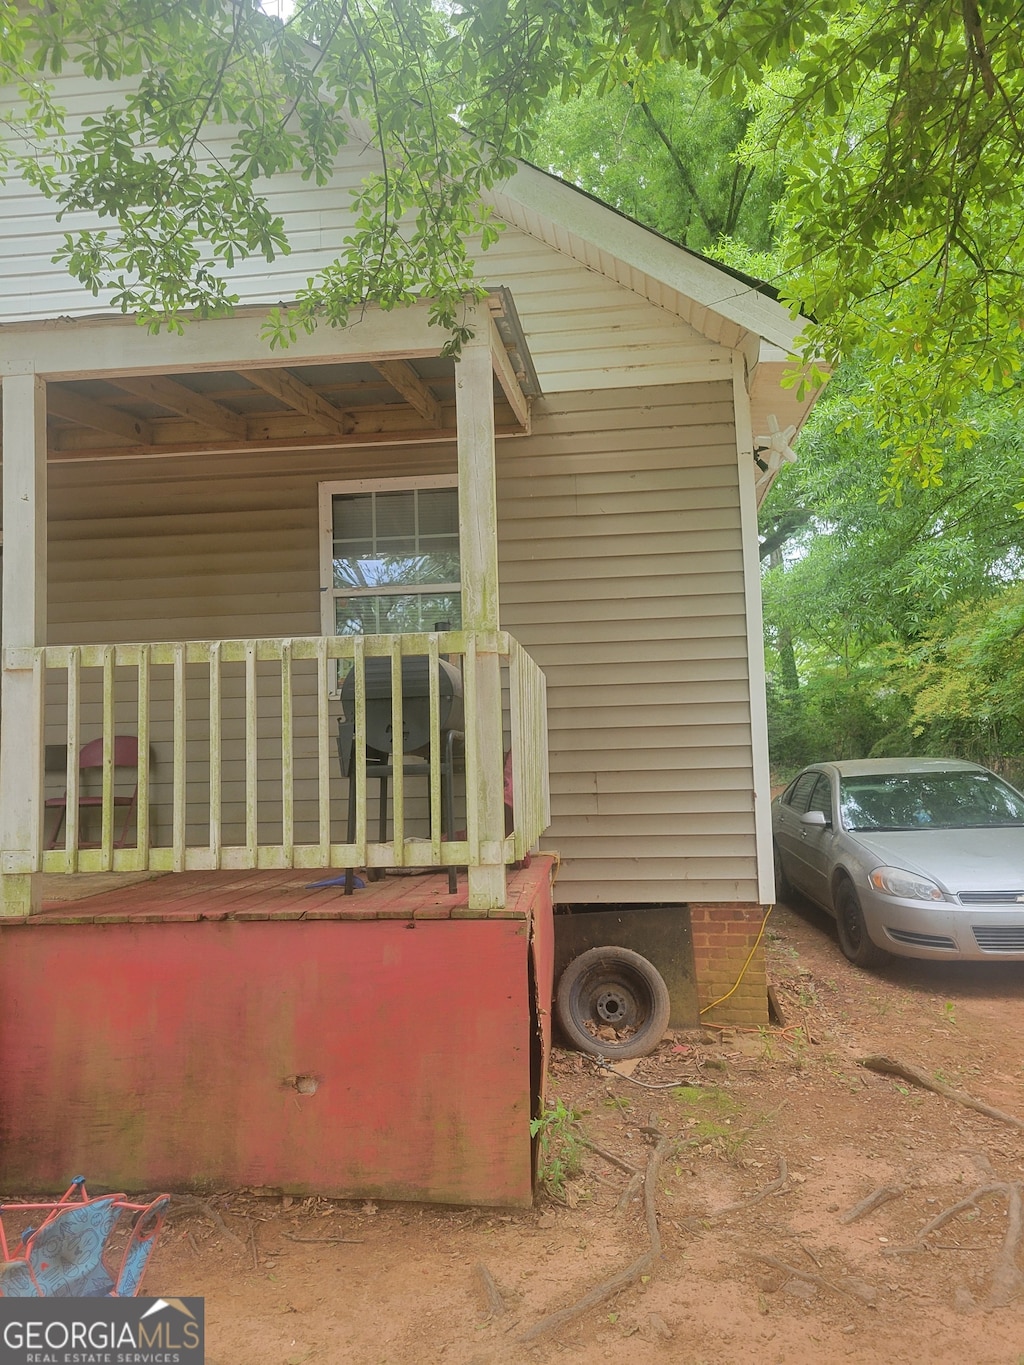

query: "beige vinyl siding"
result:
(45, 443), (459, 849)
(5, 66), (762, 895)
(497, 382), (758, 904)
(1, 74), (728, 394)
(41, 381), (757, 900)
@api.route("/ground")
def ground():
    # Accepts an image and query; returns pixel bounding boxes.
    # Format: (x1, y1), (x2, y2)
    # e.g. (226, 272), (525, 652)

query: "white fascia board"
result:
(0, 300), (451, 380)
(732, 353), (775, 903)
(490, 161), (809, 353)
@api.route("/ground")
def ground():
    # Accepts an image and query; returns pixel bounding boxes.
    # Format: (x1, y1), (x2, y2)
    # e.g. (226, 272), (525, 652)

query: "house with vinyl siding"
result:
(0, 61), (817, 1201)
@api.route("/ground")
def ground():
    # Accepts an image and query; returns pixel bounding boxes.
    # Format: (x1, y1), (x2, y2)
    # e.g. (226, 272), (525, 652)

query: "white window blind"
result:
(324, 483), (462, 636)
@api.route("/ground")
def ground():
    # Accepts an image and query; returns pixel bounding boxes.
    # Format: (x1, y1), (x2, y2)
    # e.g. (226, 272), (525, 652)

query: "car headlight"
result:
(868, 866), (945, 901)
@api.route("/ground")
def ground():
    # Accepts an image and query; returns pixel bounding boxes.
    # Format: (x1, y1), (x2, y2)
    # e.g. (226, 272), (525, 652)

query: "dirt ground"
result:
(131, 894), (1024, 1364)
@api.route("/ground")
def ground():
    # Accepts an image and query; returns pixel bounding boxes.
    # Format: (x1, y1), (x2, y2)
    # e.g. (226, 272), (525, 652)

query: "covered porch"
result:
(0, 295), (555, 1204)
(0, 294), (550, 917)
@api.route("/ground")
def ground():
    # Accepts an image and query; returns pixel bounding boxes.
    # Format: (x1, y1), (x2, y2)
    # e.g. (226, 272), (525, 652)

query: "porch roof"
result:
(0, 290), (537, 463)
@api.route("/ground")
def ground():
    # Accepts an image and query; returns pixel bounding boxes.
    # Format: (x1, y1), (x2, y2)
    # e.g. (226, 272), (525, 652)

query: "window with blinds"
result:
(323, 482), (462, 635)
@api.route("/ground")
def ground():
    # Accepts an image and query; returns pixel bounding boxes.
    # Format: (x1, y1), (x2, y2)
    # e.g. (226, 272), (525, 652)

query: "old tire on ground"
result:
(835, 878), (890, 968)
(555, 946), (672, 1060)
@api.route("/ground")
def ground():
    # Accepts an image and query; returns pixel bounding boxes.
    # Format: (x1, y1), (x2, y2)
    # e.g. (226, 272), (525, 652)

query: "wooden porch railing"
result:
(6, 631), (548, 880)
(507, 636), (550, 863)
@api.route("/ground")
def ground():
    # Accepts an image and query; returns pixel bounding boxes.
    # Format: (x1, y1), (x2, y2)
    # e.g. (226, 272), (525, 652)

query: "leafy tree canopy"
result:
(527, 65), (779, 255)
(760, 362), (1024, 775)
(3, 0), (1023, 483)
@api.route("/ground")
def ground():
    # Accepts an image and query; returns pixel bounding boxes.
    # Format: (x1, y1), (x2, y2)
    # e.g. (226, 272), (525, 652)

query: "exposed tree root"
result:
(892, 1183), (1006, 1251)
(283, 1232), (365, 1245)
(840, 1184), (904, 1225)
(477, 1262), (506, 1319)
(578, 1136), (638, 1175)
(888, 1178), (1024, 1308)
(985, 1182), (1024, 1310)
(616, 1171), (644, 1213)
(742, 1252), (877, 1304)
(858, 1055), (1024, 1130)
(708, 1157), (788, 1218)
(517, 1133), (675, 1344)
(169, 1193), (245, 1247)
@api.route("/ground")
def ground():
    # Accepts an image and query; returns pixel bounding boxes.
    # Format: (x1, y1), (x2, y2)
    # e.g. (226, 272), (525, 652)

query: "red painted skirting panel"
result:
(0, 860), (554, 1208)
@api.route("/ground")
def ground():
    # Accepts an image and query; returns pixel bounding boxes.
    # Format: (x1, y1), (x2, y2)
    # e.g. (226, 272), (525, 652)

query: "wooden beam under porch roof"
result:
(0, 296), (536, 462)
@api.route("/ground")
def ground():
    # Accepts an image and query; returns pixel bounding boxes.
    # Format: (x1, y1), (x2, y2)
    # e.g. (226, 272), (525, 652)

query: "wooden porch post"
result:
(0, 372), (47, 915)
(456, 313), (506, 909)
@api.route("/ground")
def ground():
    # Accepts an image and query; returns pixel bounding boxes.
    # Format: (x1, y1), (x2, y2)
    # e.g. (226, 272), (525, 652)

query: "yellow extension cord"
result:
(699, 903), (774, 1017)
(540, 848), (773, 1022)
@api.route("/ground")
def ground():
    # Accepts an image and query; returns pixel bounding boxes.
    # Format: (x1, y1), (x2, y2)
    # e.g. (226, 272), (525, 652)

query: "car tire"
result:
(555, 946), (671, 1060)
(835, 879), (890, 968)
(773, 841), (793, 902)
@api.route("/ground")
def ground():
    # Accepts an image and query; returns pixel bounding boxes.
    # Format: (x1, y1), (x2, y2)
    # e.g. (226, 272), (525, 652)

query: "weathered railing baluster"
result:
(64, 647), (82, 870)
(281, 639), (294, 865)
(208, 642), (222, 866)
(352, 635), (367, 866)
(172, 643), (187, 873)
(389, 637), (405, 864)
(316, 635), (331, 865)
(100, 645), (115, 869)
(135, 645), (151, 870)
(428, 634), (442, 864)
(509, 641), (524, 861)
(462, 633), (479, 866)
(244, 641), (258, 866)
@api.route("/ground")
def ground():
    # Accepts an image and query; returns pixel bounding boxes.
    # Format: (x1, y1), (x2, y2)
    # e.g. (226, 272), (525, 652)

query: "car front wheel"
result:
(834, 879), (890, 968)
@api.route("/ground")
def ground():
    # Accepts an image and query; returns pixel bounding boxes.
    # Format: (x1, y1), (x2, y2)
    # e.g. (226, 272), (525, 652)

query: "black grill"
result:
(959, 890), (1024, 905)
(885, 928), (957, 950)
(972, 925), (1024, 952)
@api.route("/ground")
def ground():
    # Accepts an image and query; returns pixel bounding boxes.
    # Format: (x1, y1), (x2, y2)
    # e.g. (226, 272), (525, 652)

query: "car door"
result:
(774, 772), (821, 894)
(796, 774), (837, 909)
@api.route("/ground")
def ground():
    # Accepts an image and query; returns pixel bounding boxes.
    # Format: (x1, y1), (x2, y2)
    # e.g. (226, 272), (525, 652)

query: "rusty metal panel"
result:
(0, 914), (540, 1207)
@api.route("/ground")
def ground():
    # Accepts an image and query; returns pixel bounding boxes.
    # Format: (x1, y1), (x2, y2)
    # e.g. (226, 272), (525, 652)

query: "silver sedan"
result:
(771, 758), (1024, 966)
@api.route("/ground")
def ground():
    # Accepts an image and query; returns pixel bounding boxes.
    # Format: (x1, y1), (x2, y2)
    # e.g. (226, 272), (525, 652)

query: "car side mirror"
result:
(800, 809), (831, 828)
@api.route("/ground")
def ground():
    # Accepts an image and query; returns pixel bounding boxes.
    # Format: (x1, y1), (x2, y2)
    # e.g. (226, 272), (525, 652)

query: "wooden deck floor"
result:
(32, 864), (540, 924)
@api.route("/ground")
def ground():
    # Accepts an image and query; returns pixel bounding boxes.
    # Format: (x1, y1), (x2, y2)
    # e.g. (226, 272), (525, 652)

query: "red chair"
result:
(46, 736), (140, 850)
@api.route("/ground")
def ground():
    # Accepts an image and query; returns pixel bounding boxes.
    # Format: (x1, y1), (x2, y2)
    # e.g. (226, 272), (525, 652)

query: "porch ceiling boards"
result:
(39, 356), (522, 462)
(0, 289), (540, 463)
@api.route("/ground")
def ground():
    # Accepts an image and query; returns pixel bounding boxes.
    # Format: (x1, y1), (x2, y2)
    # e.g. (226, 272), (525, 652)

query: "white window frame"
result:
(318, 474), (461, 693)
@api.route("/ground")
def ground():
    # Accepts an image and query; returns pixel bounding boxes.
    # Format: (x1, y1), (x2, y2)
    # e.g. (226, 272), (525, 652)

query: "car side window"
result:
(806, 776), (833, 821)
(786, 773), (820, 813)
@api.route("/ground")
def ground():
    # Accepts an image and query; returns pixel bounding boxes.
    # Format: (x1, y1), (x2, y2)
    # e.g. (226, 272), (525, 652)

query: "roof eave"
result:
(488, 160), (809, 354)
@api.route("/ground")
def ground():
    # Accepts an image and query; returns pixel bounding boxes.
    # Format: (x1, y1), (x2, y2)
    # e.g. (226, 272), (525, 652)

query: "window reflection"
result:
(840, 772), (1024, 831)
(329, 486), (461, 635)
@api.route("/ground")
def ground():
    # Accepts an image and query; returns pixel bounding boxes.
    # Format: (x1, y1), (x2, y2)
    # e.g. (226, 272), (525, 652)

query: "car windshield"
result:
(840, 771), (1024, 832)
